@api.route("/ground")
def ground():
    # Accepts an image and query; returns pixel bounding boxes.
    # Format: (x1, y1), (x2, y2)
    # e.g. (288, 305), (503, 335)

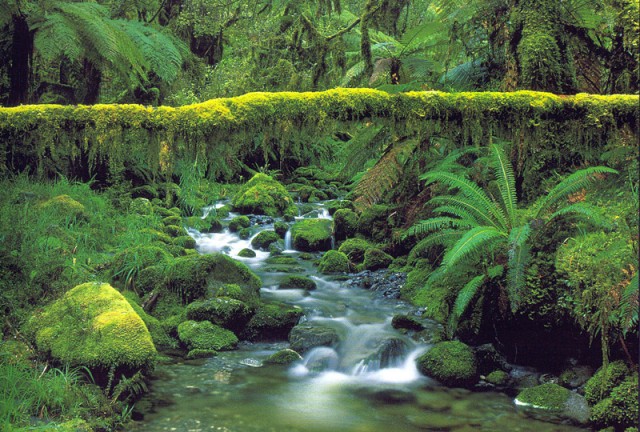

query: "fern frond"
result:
(403, 57), (440, 79)
(405, 216), (471, 238)
(447, 274), (486, 338)
(507, 225), (532, 312)
(535, 166), (618, 216)
(421, 171), (508, 230)
(33, 12), (83, 62)
(338, 124), (386, 180)
(440, 60), (488, 90)
(428, 195), (502, 231)
(621, 272), (639, 336)
(354, 137), (418, 209)
(490, 144), (517, 225)
(400, 21), (445, 51)
(341, 60), (365, 86)
(432, 205), (481, 226)
(442, 226), (505, 270)
(548, 202), (611, 228)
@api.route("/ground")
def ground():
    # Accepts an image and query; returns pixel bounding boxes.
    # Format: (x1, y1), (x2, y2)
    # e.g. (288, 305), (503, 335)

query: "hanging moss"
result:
(0, 90), (636, 180)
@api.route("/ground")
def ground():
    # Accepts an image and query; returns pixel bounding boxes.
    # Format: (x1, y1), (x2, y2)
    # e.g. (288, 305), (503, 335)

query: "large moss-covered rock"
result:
(357, 204), (395, 243)
(279, 275), (317, 291)
(123, 291), (177, 349)
(186, 297), (253, 333)
(289, 324), (340, 353)
(177, 320), (238, 351)
(516, 383), (590, 424)
(242, 302), (303, 341)
(338, 238), (372, 263)
(228, 215), (251, 232)
(232, 174), (296, 217)
(584, 360), (629, 404)
(29, 282), (156, 372)
(318, 250), (350, 274)
(589, 373), (638, 430)
(333, 209), (358, 241)
(166, 253), (261, 303)
(363, 248), (393, 271)
(291, 219), (333, 252)
(251, 230), (280, 251)
(416, 341), (477, 387)
(38, 194), (87, 220)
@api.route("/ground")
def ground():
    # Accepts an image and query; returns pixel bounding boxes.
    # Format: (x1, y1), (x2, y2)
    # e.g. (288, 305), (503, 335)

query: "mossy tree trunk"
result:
(511, 0), (578, 93)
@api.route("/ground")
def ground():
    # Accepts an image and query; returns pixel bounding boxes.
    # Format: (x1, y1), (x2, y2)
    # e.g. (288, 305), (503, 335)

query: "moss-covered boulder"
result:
(289, 324), (340, 353)
(337, 238), (372, 263)
(357, 204), (395, 243)
(589, 373), (638, 430)
(164, 224), (187, 237)
(173, 235), (196, 249)
(391, 314), (424, 332)
(166, 253), (261, 303)
(364, 248), (393, 271)
(186, 297), (253, 333)
(416, 341), (477, 387)
(485, 370), (510, 386)
(242, 302), (303, 341)
(122, 291), (177, 349)
(251, 230), (280, 251)
(238, 248), (256, 258)
(232, 174), (296, 217)
(229, 215), (251, 232)
(38, 194), (87, 220)
(584, 360), (629, 404)
(333, 209), (358, 241)
(279, 275), (317, 291)
(318, 250), (350, 274)
(516, 383), (590, 424)
(110, 245), (172, 282)
(186, 349), (217, 360)
(28, 282), (156, 373)
(238, 227), (253, 239)
(327, 199), (354, 215)
(291, 219), (333, 252)
(265, 349), (303, 365)
(274, 221), (289, 238)
(129, 197), (154, 215)
(177, 320), (238, 351)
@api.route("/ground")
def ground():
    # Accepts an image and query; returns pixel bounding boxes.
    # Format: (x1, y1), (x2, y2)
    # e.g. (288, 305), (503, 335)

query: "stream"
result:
(132, 202), (589, 432)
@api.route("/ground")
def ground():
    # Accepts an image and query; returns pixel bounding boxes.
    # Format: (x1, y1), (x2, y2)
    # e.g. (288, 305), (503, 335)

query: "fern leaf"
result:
(341, 60), (365, 86)
(621, 272), (638, 336)
(34, 12), (83, 62)
(432, 205), (481, 226)
(507, 225), (531, 312)
(400, 21), (445, 51)
(536, 166), (618, 216)
(447, 274), (486, 338)
(490, 144), (517, 225)
(548, 202), (611, 228)
(428, 195), (502, 231)
(405, 216), (471, 237)
(442, 226), (505, 270)
(338, 124), (386, 180)
(421, 171), (508, 230)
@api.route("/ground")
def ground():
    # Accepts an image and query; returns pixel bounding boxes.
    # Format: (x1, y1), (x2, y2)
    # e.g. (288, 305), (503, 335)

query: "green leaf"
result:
(447, 274), (486, 338)
(490, 144), (517, 225)
(442, 226), (505, 270)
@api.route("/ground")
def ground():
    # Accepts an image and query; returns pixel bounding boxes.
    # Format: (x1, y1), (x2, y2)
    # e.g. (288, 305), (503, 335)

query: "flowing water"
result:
(132, 202), (589, 432)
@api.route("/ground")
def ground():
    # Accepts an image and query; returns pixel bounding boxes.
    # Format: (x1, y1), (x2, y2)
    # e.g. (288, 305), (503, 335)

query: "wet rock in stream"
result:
(344, 270), (407, 299)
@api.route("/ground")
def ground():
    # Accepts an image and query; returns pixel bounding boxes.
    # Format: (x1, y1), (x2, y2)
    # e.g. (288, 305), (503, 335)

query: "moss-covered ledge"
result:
(0, 89), (637, 178)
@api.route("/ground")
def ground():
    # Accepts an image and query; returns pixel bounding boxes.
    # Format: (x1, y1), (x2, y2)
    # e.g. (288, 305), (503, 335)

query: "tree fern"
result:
(535, 166), (618, 216)
(447, 274), (486, 337)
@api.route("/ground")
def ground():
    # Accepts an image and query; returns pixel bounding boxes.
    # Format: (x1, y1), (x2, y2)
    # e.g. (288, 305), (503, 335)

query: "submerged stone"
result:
(289, 324), (340, 353)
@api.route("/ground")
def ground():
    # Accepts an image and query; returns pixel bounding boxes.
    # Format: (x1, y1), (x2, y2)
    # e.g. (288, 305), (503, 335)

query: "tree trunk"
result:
(7, 14), (33, 106)
(81, 60), (102, 104)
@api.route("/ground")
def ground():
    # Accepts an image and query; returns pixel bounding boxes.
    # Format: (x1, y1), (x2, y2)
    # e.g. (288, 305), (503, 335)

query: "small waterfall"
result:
(284, 229), (293, 251)
(319, 208), (331, 219)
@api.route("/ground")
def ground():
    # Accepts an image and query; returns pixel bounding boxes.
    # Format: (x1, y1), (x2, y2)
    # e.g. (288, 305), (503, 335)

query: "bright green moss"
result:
(337, 238), (372, 263)
(186, 349), (217, 359)
(122, 291), (177, 349)
(266, 256), (298, 265)
(516, 383), (571, 411)
(363, 248), (393, 271)
(273, 221), (289, 238)
(485, 370), (509, 386)
(229, 215), (251, 232)
(279, 275), (317, 290)
(177, 320), (238, 351)
(163, 224), (187, 237)
(29, 282), (156, 370)
(37, 194), (87, 221)
(416, 341), (477, 387)
(291, 219), (333, 252)
(584, 360), (629, 405)
(318, 250), (350, 274)
(111, 245), (172, 281)
(172, 235), (196, 249)
(589, 373), (638, 430)
(242, 302), (304, 341)
(129, 197), (154, 215)
(238, 248), (256, 258)
(251, 230), (280, 251)
(333, 209), (358, 241)
(162, 215), (182, 226)
(265, 349), (303, 365)
(186, 297), (252, 332)
(232, 174), (295, 217)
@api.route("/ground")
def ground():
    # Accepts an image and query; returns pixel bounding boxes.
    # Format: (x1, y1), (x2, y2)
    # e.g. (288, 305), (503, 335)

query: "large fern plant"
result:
(406, 144), (617, 336)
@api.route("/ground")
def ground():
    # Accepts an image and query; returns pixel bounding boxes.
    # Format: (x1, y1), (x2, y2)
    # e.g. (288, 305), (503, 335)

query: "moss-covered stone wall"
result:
(0, 89), (637, 179)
